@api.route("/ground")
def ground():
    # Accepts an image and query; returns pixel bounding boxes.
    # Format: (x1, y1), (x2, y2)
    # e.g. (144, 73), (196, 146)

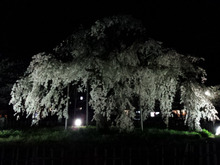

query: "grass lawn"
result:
(0, 126), (215, 147)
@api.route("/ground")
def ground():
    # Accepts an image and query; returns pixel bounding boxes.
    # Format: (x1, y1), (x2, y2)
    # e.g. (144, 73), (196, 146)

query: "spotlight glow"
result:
(216, 126), (220, 135)
(74, 118), (82, 127)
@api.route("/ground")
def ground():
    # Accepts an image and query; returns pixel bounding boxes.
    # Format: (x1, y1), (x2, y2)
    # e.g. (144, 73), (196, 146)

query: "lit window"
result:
(150, 112), (160, 117)
(124, 110), (129, 115)
(181, 110), (186, 116)
(150, 112), (155, 117)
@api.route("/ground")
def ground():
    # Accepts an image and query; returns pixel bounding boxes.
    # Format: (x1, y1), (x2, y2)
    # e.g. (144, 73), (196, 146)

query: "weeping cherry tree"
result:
(10, 15), (219, 131)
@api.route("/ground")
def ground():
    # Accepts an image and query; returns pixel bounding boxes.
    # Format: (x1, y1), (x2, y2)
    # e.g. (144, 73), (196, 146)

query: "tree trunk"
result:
(96, 114), (110, 132)
(86, 82), (89, 126)
(65, 84), (70, 130)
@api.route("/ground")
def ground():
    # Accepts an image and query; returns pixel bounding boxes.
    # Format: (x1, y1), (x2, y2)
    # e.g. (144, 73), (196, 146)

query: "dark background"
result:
(1, 0), (220, 85)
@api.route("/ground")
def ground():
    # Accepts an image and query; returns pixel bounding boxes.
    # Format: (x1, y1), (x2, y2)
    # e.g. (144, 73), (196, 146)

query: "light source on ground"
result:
(74, 118), (82, 127)
(216, 126), (220, 135)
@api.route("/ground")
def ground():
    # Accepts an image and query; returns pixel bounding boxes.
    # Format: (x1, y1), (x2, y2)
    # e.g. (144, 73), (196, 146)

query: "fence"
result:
(0, 141), (219, 165)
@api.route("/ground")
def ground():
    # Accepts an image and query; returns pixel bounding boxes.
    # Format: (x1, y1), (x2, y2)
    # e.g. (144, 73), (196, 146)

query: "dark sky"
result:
(1, 0), (220, 85)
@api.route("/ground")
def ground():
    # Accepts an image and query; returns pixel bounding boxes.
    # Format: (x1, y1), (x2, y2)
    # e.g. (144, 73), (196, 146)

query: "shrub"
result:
(200, 129), (214, 138)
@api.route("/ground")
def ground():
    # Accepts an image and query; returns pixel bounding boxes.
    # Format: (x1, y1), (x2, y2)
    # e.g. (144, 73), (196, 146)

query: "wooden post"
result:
(140, 104), (143, 131)
(0, 147), (5, 165)
(61, 148), (64, 165)
(86, 82), (89, 126)
(74, 86), (77, 121)
(213, 143), (218, 165)
(42, 147), (46, 165)
(15, 148), (19, 165)
(139, 80), (144, 131)
(50, 148), (54, 165)
(206, 143), (210, 165)
(139, 83), (143, 131)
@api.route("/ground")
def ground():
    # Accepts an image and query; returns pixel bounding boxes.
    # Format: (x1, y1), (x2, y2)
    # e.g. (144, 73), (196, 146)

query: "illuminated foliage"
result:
(10, 15), (218, 131)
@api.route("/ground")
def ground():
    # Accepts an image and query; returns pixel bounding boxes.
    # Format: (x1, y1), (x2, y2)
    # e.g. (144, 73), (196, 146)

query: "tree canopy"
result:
(9, 15), (219, 131)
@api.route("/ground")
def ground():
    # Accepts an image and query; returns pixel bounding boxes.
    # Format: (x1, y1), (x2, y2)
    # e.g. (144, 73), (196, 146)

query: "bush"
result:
(0, 130), (22, 138)
(200, 129), (214, 138)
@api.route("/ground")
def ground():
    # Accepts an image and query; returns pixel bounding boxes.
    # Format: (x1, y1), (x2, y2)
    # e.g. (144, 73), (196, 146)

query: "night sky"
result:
(1, 1), (220, 85)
